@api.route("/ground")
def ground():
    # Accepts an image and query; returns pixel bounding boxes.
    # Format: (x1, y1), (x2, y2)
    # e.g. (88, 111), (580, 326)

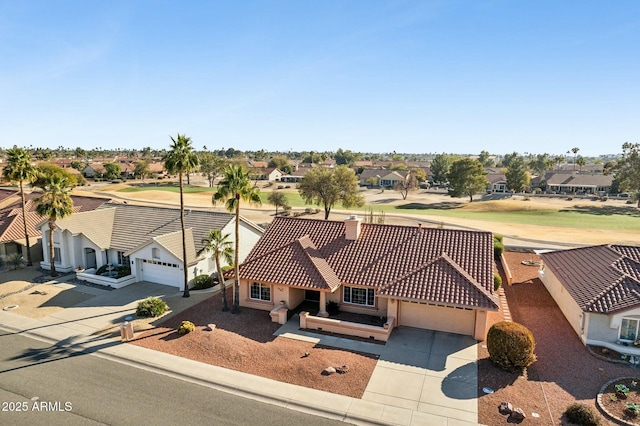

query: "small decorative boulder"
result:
(335, 365), (350, 374)
(498, 402), (513, 415)
(510, 407), (526, 421)
(322, 366), (336, 376)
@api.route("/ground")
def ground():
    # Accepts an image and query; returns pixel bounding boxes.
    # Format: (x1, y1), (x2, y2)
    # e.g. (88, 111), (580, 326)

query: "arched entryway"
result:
(84, 248), (97, 269)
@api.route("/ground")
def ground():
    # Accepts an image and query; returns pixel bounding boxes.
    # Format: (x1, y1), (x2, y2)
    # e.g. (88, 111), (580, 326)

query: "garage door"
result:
(399, 301), (475, 336)
(140, 259), (183, 288)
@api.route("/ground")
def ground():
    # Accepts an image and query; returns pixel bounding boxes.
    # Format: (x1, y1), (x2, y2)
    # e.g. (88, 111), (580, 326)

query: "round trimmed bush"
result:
(136, 297), (168, 318)
(486, 321), (536, 372)
(493, 273), (502, 291)
(564, 403), (601, 426)
(192, 274), (214, 290)
(178, 320), (195, 335)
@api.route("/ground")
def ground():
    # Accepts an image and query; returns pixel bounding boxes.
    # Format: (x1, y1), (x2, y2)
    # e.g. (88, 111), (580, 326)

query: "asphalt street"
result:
(0, 331), (345, 426)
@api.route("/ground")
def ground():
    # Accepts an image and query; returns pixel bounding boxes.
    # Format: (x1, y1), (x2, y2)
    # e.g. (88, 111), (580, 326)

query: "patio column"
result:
(318, 292), (329, 317)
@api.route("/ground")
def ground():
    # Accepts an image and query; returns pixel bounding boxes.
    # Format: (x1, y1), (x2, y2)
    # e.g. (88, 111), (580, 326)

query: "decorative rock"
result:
(206, 324), (216, 331)
(498, 402), (513, 415)
(322, 367), (336, 376)
(510, 407), (526, 421)
(335, 365), (350, 374)
(301, 352), (310, 358)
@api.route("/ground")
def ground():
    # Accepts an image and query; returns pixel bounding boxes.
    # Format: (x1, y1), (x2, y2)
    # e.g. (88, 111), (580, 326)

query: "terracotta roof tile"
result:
(238, 217), (498, 310)
(0, 194), (109, 244)
(541, 245), (640, 313)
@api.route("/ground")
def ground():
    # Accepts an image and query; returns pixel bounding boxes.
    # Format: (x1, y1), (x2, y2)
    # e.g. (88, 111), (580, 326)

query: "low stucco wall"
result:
(299, 311), (395, 342)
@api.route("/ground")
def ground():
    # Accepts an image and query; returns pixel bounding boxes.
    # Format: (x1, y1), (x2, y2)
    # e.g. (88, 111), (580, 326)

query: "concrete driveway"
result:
(363, 327), (478, 425)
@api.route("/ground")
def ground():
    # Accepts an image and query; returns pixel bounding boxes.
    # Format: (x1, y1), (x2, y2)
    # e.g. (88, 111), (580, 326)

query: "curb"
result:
(0, 323), (387, 426)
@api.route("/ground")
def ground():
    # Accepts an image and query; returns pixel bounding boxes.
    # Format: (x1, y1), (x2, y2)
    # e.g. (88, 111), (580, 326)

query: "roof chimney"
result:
(418, 223), (422, 233)
(344, 215), (362, 240)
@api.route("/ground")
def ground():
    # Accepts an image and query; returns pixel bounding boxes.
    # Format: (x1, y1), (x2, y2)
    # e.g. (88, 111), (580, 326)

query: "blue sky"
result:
(1, 1), (638, 156)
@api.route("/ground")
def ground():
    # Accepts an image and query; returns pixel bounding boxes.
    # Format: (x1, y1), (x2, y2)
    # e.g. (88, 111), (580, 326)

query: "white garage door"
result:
(140, 259), (183, 288)
(399, 301), (475, 336)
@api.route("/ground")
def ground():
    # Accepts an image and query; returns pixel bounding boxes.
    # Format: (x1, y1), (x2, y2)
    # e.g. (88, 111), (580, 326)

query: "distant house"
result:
(235, 216), (499, 340)
(358, 168), (388, 186)
(83, 163), (105, 178)
(486, 173), (508, 192)
(280, 164), (314, 183)
(0, 192), (108, 261)
(38, 203), (263, 289)
(533, 171), (613, 194)
(540, 245), (640, 354)
(250, 167), (283, 181)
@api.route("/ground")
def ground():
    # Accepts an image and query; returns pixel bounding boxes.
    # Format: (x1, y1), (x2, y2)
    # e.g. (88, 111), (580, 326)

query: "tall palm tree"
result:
(571, 147), (580, 171)
(198, 230), (234, 312)
(213, 165), (261, 314)
(34, 175), (73, 277)
(163, 134), (199, 298)
(2, 146), (37, 266)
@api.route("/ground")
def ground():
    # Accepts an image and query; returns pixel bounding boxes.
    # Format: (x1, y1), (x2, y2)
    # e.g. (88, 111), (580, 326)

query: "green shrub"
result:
(486, 321), (536, 372)
(95, 264), (109, 275)
(136, 297), (168, 317)
(178, 320), (195, 335)
(326, 300), (340, 316)
(493, 235), (505, 260)
(564, 403), (601, 426)
(193, 274), (214, 290)
(5, 253), (26, 270)
(116, 265), (131, 278)
(493, 273), (502, 291)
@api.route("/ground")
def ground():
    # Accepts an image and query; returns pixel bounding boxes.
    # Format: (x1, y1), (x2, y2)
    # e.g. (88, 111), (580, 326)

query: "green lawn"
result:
(357, 204), (640, 231)
(117, 186), (640, 231)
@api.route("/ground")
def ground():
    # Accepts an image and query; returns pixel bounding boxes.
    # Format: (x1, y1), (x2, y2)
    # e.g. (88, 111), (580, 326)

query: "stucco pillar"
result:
(318, 292), (329, 317)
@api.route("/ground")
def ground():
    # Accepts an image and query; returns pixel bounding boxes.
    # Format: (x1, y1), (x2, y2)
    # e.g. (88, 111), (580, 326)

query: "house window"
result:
(53, 247), (61, 265)
(250, 282), (271, 301)
(117, 251), (130, 266)
(343, 286), (375, 307)
(620, 318), (640, 341)
(152, 248), (160, 259)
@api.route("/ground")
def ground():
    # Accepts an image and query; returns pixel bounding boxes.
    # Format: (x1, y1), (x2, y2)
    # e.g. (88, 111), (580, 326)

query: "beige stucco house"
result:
(235, 216), (499, 340)
(539, 245), (640, 355)
(38, 203), (263, 289)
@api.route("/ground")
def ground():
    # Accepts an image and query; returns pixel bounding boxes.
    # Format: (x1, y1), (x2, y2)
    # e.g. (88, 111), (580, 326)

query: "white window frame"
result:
(53, 246), (62, 265)
(343, 286), (375, 307)
(620, 317), (640, 342)
(250, 282), (271, 302)
(152, 247), (160, 260)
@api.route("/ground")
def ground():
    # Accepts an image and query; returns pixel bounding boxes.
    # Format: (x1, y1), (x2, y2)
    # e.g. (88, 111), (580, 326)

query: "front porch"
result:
(75, 268), (136, 289)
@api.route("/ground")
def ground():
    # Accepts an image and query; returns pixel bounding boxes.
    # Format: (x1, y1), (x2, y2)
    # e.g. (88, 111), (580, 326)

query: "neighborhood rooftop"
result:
(541, 244), (640, 313)
(54, 202), (235, 255)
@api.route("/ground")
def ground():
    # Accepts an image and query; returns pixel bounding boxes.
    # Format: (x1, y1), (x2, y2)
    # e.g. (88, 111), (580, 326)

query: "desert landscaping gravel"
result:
(478, 251), (637, 426)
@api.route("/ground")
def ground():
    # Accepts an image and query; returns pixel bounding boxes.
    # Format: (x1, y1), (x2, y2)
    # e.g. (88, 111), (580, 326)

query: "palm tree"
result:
(213, 165), (261, 314)
(2, 146), (37, 266)
(34, 175), (73, 277)
(571, 147), (580, 171)
(198, 230), (233, 311)
(163, 134), (199, 297)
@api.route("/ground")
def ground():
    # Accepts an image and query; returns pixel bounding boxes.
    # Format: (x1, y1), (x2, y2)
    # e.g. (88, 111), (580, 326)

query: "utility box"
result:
(120, 321), (134, 341)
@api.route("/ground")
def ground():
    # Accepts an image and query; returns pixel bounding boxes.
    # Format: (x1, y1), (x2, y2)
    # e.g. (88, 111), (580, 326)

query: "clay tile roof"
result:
(541, 245), (640, 313)
(0, 194), (109, 244)
(238, 217), (497, 309)
(377, 253), (498, 309)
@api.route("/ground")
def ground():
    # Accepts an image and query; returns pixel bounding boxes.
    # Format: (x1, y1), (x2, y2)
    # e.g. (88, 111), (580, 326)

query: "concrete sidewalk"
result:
(0, 281), (482, 425)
